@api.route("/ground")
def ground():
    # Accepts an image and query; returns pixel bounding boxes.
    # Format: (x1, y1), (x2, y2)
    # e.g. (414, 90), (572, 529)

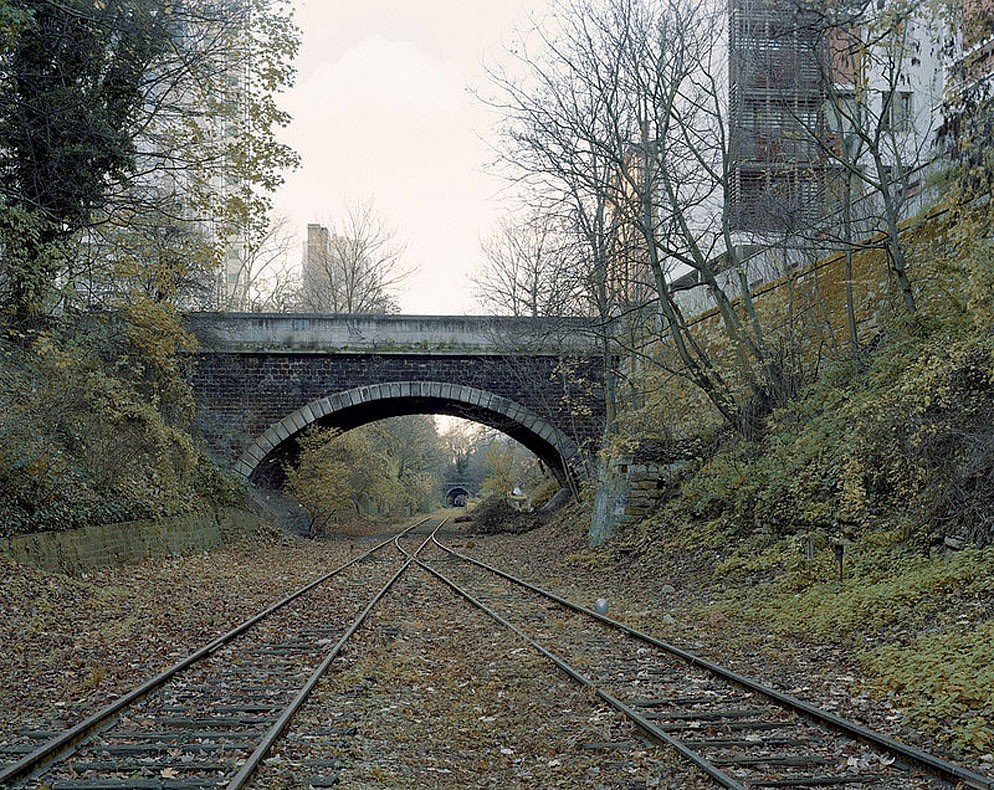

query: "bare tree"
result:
(220, 215), (297, 311)
(475, 212), (586, 316)
(785, 0), (944, 316)
(491, 0), (773, 435)
(491, 0), (893, 437)
(485, 5), (646, 438)
(300, 198), (411, 314)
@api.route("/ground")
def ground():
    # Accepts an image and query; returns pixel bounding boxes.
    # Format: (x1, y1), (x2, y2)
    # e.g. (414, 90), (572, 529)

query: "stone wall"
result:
(0, 507), (267, 575)
(590, 459), (692, 545)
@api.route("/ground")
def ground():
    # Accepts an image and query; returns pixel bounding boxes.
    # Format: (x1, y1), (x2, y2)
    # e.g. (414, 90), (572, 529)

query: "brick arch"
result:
(235, 381), (585, 485)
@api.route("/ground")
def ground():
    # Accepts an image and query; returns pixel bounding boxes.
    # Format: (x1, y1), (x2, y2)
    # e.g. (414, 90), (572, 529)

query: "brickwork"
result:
(186, 315), (606, 485)
(191, 354), (599, 456)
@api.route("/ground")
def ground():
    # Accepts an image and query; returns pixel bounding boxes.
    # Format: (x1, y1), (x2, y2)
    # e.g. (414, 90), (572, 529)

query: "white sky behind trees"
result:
(272, 0), (552, 315)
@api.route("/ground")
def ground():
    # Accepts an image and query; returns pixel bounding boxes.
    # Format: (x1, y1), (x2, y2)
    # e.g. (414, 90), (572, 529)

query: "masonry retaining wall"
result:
(0, 507), (267, 575)
(590, 458), (693, 545)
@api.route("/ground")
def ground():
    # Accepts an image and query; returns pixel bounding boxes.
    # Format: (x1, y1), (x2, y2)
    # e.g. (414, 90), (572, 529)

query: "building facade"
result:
(665, 0), (962, 317)
(728, 0), (825, 233)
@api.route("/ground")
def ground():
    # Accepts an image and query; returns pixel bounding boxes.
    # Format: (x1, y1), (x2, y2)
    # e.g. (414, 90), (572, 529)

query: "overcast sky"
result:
(272, 0), (551, 315)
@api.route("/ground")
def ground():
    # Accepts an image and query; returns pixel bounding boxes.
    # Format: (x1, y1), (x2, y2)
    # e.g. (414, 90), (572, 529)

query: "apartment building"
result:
(664, 0), (957, 317)
(727, 0), (825, 234)
(728, 0), (947, 238)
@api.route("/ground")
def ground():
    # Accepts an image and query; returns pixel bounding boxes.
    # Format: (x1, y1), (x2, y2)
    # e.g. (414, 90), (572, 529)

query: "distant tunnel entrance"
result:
(445, 485), (471, 507)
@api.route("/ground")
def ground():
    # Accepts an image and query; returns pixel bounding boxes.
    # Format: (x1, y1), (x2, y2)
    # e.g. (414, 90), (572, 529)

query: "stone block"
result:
(288, 411), (308, 432)
(259, 427), (282, 451)
(536, 422), (556, 442)
(243, 444), (266, 464)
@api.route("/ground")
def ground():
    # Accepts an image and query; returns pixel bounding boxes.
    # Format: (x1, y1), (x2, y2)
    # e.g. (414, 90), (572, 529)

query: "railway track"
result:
(3, 517), (991, 788)
(412, 534), (994, 790)
(0, 518), (438, 789)
(242, 528), (491, 788)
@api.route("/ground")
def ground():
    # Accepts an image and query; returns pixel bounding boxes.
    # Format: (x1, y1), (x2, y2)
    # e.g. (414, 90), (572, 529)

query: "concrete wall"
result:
(0, 507), (267, 575)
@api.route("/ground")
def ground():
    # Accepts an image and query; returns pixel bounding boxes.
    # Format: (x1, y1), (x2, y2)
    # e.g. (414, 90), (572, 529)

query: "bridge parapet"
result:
(185, 313), (600, 356)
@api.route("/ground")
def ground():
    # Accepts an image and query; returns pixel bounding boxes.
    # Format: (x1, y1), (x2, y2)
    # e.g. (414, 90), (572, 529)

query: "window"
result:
(882, 90), (913, 131)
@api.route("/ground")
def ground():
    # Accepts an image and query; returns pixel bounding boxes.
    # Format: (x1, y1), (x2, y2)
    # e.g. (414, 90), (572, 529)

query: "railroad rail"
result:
(5, 518), (991, 788)
(415, 534), (994, 790)
(0, 517), (438, 789)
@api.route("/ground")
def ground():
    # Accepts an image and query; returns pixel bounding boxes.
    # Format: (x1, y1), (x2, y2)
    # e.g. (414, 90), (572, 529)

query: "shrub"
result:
(0, 314), (236, 538)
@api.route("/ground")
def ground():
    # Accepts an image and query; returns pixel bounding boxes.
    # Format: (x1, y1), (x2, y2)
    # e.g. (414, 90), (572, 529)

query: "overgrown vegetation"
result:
(596, 233), (994, 754)
(286, 417), (446, 535)
(0, 306), (237, 538)
(287, 418), (560, 535)
(701, 530), (994, 754)
(483, 5), (994, 750)
(0, 1), (298, 536)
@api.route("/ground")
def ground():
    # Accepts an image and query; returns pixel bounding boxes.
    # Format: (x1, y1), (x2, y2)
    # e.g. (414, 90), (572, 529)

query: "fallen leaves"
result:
(0, 536), (360, 740)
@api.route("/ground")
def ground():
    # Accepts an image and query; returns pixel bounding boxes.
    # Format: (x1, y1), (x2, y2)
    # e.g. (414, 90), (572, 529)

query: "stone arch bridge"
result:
(185, 314), (605, 488)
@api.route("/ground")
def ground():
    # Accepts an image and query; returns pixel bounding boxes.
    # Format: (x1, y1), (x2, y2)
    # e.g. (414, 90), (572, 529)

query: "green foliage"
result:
(180, 0), (300, 265)
(481, 434), (550, 499)
(0, 1), (32, 45)
(285, 427), (358, 530)
(628, 329), (994, 548)
(0, 1), (158, 222)
(705, 534), (994, 753)
(864, 623), (994, 752)
(0, 313), (237, 538)
(605, 219), (994, 757)
(286, 417), (446, 533)
(0, 201), (60, 326)
(0, 1), (300, 324)
(482, 442), (516, 498)
(115, 299), (197, 425)
(717, 538), (994, 639)
(0, 0), (169, 323)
